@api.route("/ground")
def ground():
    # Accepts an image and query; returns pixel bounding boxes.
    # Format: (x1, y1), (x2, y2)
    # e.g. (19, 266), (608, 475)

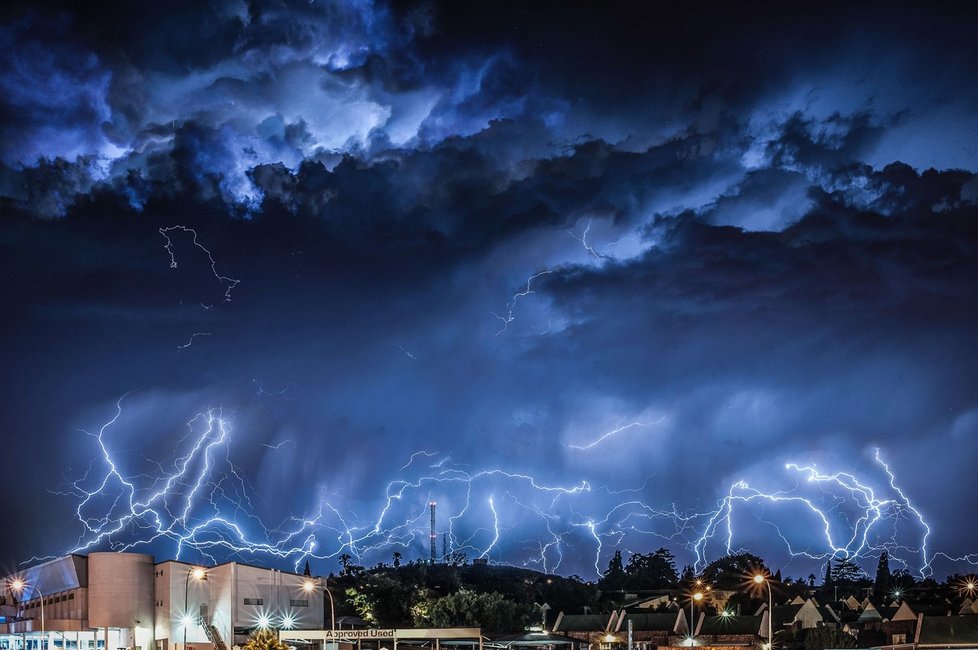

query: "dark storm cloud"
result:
(3, 0), (978, 576)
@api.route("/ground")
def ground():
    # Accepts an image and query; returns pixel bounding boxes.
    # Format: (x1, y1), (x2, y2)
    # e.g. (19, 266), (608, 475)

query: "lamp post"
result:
(183, 567), (207, 650)
(753, 574), (773, 650)
(689, 592), (703, 646)
(10, 579), (44, 650)
(303, 578), (335, 642)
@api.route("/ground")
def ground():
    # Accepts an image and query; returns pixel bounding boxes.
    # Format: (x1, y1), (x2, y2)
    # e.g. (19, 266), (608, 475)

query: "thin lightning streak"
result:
(177, 332), (212, 349)
(491, 269), (554, 336)
(400, 451), (438, 471)
(160, 225), (241, 302)
(567, 417), (665, 451)
(392, 344), (418, 360)
(568, 220), (601, 258)
(260, 440), (295, 450)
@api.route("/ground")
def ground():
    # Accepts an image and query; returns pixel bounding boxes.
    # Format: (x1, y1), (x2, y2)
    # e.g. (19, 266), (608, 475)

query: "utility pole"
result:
(429, 502), (437, 564)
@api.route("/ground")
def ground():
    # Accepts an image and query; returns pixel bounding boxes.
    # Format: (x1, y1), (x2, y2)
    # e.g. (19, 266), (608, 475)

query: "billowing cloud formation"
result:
(2, 0), (978, 578)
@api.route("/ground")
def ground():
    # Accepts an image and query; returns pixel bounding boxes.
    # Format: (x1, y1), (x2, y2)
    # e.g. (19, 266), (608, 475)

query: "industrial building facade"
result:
(0, 553), (325, 650)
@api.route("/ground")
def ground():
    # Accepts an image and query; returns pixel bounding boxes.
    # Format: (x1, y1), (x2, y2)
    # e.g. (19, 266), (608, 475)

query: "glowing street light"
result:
(303, 578), (335, 640)
(959, 577), (978, 597)
(688, 591), (704, 646)
(183, 567), (207, 650)
(754, 574), (773, 650)
(9, 578), (44, 646)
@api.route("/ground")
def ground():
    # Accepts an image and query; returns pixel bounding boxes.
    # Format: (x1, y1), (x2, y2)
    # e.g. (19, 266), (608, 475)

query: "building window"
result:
(289, 600), (309, 607)
(243, 598), (263, 606)
(893, 634), (907, 644)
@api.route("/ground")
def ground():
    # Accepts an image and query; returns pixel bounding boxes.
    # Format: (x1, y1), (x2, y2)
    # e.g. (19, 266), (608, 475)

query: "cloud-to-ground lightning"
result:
(53, 401), (968, 579)
(691, 449), (939, 576)
(160, 225), (241, 302)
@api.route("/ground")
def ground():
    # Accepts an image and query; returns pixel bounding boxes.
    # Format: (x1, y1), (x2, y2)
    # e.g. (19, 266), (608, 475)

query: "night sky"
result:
(3, 0), (978, 580)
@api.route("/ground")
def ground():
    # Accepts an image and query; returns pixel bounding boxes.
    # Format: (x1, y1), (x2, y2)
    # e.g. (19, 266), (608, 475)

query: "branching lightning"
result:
(52, 399), (971, 580)
(491, 269), (554, 336)
(691, 449), (939, 576)
(569, 220), (601, 259)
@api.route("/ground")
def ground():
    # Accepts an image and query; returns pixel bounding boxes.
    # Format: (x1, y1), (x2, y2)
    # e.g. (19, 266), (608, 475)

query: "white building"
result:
(1, 554), (325, 650)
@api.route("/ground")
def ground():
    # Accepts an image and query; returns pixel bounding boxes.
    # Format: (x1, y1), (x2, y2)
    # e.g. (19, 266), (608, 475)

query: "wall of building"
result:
(153, 561), (211, 650)
(88, 553), (155, 650)
(4, 555), (324, 650)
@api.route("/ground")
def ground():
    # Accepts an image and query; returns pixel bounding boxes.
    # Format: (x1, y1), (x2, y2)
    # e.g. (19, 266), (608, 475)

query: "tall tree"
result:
(624, 548), (679, 589)
(599, 550), (627, 591)
(873, 551), (892, 599)
(832, 558), (866, 587)
(701, 552), (768, 590)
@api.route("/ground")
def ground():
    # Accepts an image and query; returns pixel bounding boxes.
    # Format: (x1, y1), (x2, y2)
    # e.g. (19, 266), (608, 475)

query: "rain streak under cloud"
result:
(2, 0), (978, 579)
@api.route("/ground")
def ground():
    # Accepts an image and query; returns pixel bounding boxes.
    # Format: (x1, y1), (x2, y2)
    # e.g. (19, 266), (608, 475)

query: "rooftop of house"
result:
(916, 615), (978, 646)
(553, 614), (612, 633)
(615, 612), (681, 633)
(697, 614), (765, 637)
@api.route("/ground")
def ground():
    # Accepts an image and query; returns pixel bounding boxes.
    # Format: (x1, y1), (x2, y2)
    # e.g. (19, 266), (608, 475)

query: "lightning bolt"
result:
(491, 269), (554, 336)
(260, 440), (295, 450)
(691, 450), (938, 577)
(177, 332), (212, 349)
(567, 417), (666, 451)
(160, 225), (241, 302)
(51, 400), (967, 581)
(569, 220), (601, 258)
(392, 344), (418, 361)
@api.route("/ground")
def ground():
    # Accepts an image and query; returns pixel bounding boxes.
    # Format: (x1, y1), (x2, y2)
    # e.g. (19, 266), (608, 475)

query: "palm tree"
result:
(242, 630), (289, 650)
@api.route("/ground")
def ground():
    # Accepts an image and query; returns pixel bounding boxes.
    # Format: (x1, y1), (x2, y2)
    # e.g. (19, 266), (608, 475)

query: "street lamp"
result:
(753, 574), (773, 650)
(689, 592), (703, 646)
(303, 578), (335, 637)
(184, 567), (207, 650)
(10, 579), (44, 650)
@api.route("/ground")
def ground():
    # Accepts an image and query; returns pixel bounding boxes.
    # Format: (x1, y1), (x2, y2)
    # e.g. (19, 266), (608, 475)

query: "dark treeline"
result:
(309, 549), (978, 633)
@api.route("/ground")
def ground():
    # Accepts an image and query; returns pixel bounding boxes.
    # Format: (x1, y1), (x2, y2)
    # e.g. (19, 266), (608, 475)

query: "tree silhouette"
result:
(832, 558), (865, 586)
(873, 551), (891, 599)
(623, 548), (678, 589)
(599, 550), (627, 591)
(701, 552), (768, 590)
